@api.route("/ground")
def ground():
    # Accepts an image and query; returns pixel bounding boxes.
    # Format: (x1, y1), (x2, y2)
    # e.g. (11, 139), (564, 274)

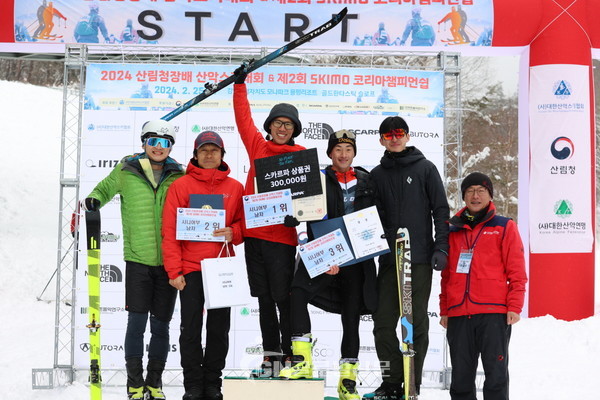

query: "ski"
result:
(85, 210), (102, 400)
(161, 7), (348, 121)
(395, 228), (417, 400)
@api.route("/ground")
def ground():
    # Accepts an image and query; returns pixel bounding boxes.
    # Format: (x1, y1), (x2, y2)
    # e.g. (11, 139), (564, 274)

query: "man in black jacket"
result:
(365, 116), (449, 400)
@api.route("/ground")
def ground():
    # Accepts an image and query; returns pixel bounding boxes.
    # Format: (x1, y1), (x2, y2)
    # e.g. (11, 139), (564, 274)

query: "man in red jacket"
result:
(233, 68), (305, 377)
(439, 172), (527, 400)
(162, 131), (244, 400)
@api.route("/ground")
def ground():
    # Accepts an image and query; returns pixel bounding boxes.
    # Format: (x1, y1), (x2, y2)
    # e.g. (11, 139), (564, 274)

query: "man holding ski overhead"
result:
(232, 67), (305, 378)
(366, 116), (449, 400)
(84, 120), (184, 400)
(440, 172), (527, 400)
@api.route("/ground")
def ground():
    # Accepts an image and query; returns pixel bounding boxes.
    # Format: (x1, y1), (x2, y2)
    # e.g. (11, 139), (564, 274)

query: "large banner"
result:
(75, 63), (446, 380)
(12, 0), (492, 49)
(529, 64), (593, 253)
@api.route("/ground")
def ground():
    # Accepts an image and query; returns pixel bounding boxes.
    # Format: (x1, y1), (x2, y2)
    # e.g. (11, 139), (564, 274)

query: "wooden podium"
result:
(223, 377), (325, 399)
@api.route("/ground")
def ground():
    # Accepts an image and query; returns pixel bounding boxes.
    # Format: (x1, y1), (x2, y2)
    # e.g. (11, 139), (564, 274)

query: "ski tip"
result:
(337, 7), (348, 20)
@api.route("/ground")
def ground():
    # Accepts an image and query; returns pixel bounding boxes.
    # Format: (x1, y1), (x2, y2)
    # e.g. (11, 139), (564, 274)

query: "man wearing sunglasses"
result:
(83, 119), (184, 400)
(365, 116), (449, 400)
(233, 67), (306, 378)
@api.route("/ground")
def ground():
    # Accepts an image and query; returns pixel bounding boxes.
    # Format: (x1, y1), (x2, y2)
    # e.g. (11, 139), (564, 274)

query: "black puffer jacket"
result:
(369, 146), (449, 265)
(292, 166), (378, 315)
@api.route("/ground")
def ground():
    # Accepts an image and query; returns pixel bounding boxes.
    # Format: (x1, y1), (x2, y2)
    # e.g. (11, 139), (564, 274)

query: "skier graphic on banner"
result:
(373, 22), (390, 45)
(120, 19), (140, 44)
(74, 0), (110, 44)
(398, 8), (436, 46)
(438, 6), (466, 44)
(37, 1), (67, 40)
(31, 0), (47, 40)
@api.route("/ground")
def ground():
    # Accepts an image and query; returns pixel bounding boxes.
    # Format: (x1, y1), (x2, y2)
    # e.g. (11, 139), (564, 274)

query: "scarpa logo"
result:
(550, 137), (574, 160)
(303, 122), (335, 140)
(553, 80), (572, 100)
(554, 199), (573, 218)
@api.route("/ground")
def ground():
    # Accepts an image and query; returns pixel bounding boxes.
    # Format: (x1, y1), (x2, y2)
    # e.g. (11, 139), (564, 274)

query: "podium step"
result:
(223, 377), (325, 399)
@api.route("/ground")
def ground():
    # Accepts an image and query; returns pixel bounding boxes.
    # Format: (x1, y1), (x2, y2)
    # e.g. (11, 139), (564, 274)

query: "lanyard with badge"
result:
(457, 223), (488, 274)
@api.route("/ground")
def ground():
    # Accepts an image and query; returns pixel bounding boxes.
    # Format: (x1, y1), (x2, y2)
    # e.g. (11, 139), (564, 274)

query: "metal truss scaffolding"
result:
(33, 44), (462, 390)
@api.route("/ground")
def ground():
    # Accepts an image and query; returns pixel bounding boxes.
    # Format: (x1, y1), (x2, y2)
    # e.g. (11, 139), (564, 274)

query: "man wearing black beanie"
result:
(232, 66), (306, 378)
(365, 116), (450, 400)
(440, 172), (527, 400)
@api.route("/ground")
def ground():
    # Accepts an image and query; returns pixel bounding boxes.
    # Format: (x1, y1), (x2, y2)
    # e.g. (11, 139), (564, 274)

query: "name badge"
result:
(457, 250), (473, 274)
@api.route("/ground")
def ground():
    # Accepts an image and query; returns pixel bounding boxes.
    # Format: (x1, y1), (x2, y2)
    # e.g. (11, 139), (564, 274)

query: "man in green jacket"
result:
(84, 120), (184, 400)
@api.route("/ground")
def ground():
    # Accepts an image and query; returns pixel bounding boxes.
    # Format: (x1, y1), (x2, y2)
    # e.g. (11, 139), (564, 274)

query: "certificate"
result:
(342, 206), (389, 259)
(298, 229), (354, 278)
(243, 189), (293, 229)
(176, 207), (226, 242)
(294, 172), (327, 221)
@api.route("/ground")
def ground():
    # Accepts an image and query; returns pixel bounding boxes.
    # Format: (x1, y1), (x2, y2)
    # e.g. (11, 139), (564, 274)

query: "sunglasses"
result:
(381, 128), (407, 141)
(145, 137), (172, 148)
(333, 129), (356, 139)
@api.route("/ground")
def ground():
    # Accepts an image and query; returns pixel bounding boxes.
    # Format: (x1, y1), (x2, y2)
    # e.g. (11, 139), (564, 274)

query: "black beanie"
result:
(379, 116), (410, 135)
(327, 129), (357, 157)
(263, 103), (302, 138)
(461, 172), (493, 199)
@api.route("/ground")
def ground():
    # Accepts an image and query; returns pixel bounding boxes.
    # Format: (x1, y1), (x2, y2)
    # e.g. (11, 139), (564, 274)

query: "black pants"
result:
(372, 260), (432, 390)
(179, 271), (231, 391)
(245, 237), (296, 357)
(447, 314), (511, 400)
(124, 261), (177, 361)
(290, 263), (364, 359)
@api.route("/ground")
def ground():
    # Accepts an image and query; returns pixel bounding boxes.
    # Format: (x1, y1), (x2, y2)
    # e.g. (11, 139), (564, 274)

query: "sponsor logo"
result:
(192, 125), (235, 133)
(550, 136), (574, 160)
(410, 130), (440, 139)
(553, 80), (572, 100)
(245, 344), (264, 355)
(101, 231), (120, 243)
(85, 264), (123, 282)
(239, 307), (260, 316)
(86, 159), (120, 168)
(80, 343), (124, 352)
(554, 199), (573, 218)
(80, 306), (126, 314)
(358, 345), (377, 353)
(86, 123), (133, 132)
(303, 122), (335, 140)
(483, 231), (500, 235)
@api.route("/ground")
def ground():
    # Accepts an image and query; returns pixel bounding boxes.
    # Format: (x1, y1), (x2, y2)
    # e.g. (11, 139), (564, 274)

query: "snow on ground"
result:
(1, 80), (599, 399)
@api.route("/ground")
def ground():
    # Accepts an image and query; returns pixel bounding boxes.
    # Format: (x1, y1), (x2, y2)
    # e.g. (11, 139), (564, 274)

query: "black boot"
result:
(204, 384), (223, 400)
(125, 358), (145, 399)
(145, 359), (166, 400)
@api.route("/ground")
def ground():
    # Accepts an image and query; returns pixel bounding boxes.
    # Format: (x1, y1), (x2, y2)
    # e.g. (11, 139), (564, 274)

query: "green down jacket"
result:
(88, 153), (184, 266)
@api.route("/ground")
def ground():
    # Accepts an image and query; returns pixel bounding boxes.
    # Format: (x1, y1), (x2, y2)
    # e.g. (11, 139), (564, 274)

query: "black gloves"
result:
(84, 197), (101, 212)
(431, 250), (448, 271)
(283, 215), (300, 228)
(234, 63), (248, 84)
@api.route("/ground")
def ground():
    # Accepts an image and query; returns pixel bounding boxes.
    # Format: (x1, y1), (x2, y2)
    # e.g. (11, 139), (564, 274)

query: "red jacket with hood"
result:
(234, 83), (305, 246)
(440, 201), (527, 317)
(162, 160), (244, 280)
